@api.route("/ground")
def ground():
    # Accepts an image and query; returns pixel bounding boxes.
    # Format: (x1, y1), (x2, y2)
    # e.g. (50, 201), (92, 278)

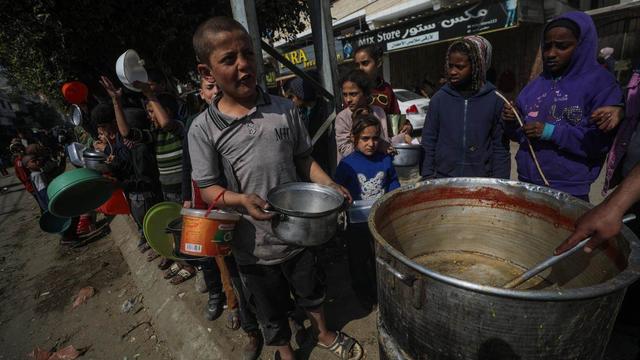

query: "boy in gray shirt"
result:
(189, 17), (364, 360)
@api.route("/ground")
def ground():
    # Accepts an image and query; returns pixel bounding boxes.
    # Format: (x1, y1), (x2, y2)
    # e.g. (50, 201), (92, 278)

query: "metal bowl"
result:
(266, 182), (346, 246)
(392, 143), (421, 167)
(82, 149), (110, 173)
(267, 182), (345, 217)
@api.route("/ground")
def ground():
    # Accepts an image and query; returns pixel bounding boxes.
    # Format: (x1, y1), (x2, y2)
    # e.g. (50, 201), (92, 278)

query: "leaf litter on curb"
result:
(72, 286), (95, 309)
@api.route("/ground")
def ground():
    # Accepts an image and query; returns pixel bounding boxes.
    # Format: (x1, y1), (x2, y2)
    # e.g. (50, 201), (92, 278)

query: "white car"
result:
(393, 89), (429, 131)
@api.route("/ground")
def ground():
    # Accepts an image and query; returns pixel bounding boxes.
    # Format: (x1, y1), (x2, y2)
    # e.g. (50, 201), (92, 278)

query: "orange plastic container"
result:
(179, 208), (240, 257)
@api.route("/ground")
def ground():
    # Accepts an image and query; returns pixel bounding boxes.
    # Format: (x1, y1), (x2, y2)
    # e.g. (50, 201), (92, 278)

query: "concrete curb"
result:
(110, 215), (244, 360)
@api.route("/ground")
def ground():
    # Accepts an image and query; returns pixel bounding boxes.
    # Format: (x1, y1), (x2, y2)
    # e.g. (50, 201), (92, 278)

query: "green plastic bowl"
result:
(143, 202), (182, 260)
(47, 168), (114, 217)
(39, 211), (72, 233)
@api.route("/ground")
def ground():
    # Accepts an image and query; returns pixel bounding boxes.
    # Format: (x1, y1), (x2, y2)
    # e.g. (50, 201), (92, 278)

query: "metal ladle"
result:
(503, 213), (636, 289)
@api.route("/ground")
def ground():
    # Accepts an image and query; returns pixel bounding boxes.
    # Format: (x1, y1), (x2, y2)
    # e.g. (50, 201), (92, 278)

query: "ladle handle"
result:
(503, 213), (636, 289)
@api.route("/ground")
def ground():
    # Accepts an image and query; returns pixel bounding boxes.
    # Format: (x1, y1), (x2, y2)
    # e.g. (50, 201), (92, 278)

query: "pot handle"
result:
(262, 208), (286, 221)
(337, 210), (348, 232)
(376, 257), (415, 286)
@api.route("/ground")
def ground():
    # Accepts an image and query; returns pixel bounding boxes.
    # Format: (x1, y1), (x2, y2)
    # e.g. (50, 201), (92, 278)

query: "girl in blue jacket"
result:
(420, 35), (510, 179)
(335, 112), (400, 308)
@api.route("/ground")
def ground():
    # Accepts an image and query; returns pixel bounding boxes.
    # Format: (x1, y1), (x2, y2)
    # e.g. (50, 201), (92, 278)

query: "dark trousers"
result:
(238, 249), (325, 346)
(345, 224), (377, 301)
(128, 191), (160, 241)
(203, 256), (260, 334)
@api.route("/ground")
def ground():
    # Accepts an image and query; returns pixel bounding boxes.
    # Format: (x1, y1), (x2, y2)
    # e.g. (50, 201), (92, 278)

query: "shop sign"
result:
(341, 0), (518, 54)
(278, 40), (345, 75)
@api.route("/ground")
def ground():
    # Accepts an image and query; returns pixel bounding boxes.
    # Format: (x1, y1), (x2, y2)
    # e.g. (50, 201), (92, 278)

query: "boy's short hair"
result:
(91, 103), (115, 127)
(156, 94), (179, 119)
(193, 17), (249, 64)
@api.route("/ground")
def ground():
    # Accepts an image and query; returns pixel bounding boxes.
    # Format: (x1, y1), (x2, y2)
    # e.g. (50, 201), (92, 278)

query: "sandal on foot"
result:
(164, 263), (182, 279)
(137, 239), (151, 253)
(158, 258), (174, 270)
(317, 331), (364, 360)
(170, 266), (196, 285)
(226, 308), (241, 330)
(146, 250), (160, 262)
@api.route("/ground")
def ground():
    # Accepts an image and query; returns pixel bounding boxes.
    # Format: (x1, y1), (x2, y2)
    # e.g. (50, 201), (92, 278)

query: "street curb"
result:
(110, 215), (242, 360)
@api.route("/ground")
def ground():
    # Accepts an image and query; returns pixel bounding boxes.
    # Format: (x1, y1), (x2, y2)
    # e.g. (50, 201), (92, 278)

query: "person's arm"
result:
(491, 102), (511, 179)
(295, 155), (352, 203)
(290, 105), (352, 202)
(420, 99), (438, 177)
(529, 82), (622, 159)
(555, 163), (640, 255)
(99, 76), (131, 138)
(386, 156), (401, 191)
(182, 132), (193, 205)
(335, 110), (354, 158)
(590, 105), (624, 133)
(501, 99), (526, 143)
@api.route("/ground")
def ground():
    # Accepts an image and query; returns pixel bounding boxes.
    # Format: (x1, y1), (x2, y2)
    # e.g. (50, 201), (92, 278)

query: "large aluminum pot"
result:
(369, 178), (640, 360)
(266, 182), (346, 246)
(392, 143), (421, 167)
(82, 149), (110, 174)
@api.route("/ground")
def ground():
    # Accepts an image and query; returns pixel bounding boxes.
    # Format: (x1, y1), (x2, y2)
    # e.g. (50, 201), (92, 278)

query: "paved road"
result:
(0, 170), (172, 359)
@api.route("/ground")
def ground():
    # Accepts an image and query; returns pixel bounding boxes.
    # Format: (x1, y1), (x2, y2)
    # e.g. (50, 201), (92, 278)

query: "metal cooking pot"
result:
(369, 178), (640, 360)
(266, 182), (346, 246)
(392, 143), (421, 167)
(82, 149), (110, 174)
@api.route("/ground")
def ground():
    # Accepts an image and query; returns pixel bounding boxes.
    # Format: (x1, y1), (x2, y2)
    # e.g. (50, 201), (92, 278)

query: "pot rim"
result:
(267, 182), (346, 218)
(368, 177), (640, 301)
(394, 143), (422, 149)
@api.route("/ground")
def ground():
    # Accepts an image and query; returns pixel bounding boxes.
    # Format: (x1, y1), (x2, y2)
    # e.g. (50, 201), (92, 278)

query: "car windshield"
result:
(394, 90), (423, 102)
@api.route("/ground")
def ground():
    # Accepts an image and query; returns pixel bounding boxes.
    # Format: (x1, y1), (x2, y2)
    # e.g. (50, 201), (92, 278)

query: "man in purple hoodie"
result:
(503, 11), (623, 201)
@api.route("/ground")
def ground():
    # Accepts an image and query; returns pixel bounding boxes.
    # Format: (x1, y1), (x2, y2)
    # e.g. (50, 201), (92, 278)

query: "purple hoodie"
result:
(506, 11), (623, 198)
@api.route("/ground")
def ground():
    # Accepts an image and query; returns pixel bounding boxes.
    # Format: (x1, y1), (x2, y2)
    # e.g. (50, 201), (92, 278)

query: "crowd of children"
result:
(8, 9), (639, 360)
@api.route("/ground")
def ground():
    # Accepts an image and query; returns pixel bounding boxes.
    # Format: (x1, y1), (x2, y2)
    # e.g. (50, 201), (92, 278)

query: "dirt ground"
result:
(0, 171), (172, 360)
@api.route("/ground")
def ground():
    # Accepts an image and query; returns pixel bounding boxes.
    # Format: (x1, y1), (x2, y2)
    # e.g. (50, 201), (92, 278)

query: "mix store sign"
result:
(341, 0), (518, 53)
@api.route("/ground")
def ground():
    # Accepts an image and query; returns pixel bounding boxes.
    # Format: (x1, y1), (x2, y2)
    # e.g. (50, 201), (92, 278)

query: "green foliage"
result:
(0, 0), (308, 108)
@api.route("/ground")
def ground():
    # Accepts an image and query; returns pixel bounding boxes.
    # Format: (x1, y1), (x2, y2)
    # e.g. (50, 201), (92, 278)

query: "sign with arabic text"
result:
(341, 0), (518, 54)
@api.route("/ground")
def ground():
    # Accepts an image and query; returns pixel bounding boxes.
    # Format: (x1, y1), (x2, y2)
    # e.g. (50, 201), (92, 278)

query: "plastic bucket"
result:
(179, 208), (240, 257)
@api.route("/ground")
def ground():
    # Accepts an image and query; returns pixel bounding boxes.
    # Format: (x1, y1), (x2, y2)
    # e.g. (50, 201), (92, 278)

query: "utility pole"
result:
(309, 0), (340, 101)
(231, 0), (266, 89)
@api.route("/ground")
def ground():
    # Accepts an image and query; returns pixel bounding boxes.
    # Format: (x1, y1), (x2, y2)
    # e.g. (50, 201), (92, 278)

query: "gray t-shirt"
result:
(188, 90), (313, 265)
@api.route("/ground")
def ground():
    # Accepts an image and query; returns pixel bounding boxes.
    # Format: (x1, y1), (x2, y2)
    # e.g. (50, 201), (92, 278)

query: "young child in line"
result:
(421, 35), (511, 179)
(188, 16), (364, 360)
(353, 44), (401, 118)
(23, 154), (49, 212)
(335, 69), (390, 162)
(503, 12), (623, 201)
(103, 76), (193, 279)
(335, 112), (399, 308)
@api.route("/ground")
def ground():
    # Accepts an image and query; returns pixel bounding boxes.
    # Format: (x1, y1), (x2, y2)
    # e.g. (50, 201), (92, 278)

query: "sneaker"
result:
(194, 270), (208, 293)
(206, 292), (225, 321)
(243, 331), (263, 360)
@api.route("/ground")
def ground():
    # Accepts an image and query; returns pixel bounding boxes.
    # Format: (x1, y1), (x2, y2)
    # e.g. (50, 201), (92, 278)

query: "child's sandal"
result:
(164, 263), (181, 279)
(317, 331), (365, 360)
(170, 266), (195, 285)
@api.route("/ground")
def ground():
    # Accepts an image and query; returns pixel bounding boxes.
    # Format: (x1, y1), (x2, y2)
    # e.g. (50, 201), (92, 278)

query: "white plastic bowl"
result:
(115, 49), (148, 92)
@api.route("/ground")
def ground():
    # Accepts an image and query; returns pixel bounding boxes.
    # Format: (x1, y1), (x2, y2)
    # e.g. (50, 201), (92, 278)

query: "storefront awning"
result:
(339, 0), (519, 54)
